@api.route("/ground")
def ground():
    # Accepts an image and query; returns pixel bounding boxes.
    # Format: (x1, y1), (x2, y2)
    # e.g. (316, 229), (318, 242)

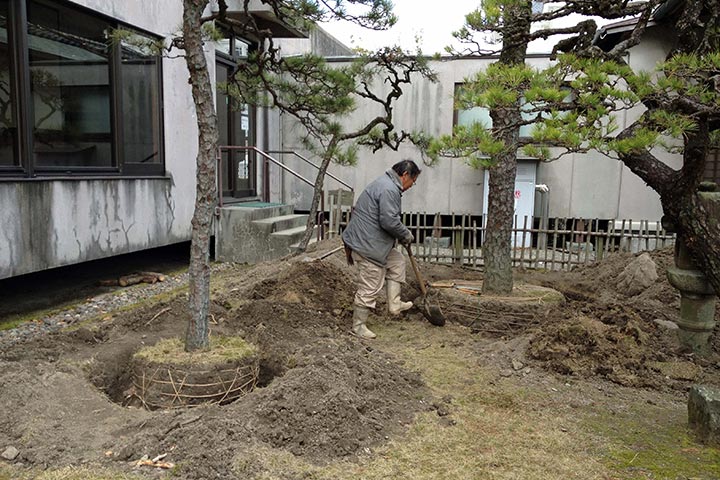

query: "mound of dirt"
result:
(241, 338), (425, 458)
(0, 243), (431, 479)
(525, 248), (720, 390)
(249, 261), (356, 313)
(528, 314), (656, 387)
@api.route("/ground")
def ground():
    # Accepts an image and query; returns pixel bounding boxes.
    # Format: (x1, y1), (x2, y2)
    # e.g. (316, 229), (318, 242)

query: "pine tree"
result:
(426, 0), (720, 296)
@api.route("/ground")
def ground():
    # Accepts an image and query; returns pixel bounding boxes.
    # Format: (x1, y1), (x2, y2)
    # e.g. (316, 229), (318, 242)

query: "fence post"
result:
(584, 219), (592, 265)
(453, 213), (462, 264)
(519, 215), (528, 269)
(472, 220), (477, 268)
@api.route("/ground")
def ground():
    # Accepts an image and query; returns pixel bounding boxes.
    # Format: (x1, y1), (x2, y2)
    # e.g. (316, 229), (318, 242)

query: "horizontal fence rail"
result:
(323, 210), (675, 271)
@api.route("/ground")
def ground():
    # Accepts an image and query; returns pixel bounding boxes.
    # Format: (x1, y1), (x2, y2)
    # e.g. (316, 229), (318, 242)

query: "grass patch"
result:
(583, 404), (720, 479)
(134, 335), (256, 365)
(0, 317), (30, 331)
(0, 465), (146, 480)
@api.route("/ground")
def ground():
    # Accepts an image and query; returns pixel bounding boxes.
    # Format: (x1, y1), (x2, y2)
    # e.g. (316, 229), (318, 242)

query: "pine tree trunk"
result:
(620, 120), (720, 297)
(664, 126), (720, 295)
(297, 138), (339, 252)
(183, 0), (218, 352)
(482, 1), (531, 294)
(483, 148), (518, 294)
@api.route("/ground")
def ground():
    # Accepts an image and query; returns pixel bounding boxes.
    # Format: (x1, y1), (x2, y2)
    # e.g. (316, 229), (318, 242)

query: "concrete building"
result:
(0, 0), (304, 280)
(2, 0), (713, 279)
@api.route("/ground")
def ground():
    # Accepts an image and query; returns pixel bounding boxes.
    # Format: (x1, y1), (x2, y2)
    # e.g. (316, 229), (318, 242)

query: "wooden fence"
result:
(325, 210), (675, 271)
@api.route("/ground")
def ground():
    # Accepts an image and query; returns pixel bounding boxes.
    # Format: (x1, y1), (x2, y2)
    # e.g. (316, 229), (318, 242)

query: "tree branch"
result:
(615, 115), (678, 195)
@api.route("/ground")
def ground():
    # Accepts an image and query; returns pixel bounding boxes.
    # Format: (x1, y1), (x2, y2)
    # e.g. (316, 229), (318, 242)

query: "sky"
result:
(321, 0), (484, 55)
(320, 1), (608, 56)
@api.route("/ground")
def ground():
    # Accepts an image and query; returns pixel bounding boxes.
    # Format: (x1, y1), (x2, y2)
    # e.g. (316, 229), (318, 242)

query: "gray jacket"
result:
(342, 169), (411, 266)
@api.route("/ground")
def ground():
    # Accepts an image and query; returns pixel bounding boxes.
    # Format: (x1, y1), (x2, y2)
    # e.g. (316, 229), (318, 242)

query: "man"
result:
(342, 159), (420, 339)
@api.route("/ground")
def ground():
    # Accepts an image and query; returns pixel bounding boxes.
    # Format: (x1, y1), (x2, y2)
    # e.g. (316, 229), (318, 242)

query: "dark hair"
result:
(392, 159), (421, 178)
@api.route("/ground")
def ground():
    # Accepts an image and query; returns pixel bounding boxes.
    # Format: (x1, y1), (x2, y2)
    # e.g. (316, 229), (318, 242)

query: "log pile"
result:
(99, 271), (166, 287)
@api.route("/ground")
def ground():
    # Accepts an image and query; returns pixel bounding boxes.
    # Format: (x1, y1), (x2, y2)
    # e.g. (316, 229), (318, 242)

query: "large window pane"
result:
(0, 2), (17, 166)
(28, 0), (112, 168)
(120, 31), (161, 165)
(457, 106), (536, 136)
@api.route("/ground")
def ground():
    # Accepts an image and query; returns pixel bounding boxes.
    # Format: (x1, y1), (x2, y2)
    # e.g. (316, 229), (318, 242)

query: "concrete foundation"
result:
(215, 203), (314, 264)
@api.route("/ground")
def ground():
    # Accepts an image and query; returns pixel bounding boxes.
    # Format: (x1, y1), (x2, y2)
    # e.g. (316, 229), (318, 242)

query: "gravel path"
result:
(0, 263), (233, 352)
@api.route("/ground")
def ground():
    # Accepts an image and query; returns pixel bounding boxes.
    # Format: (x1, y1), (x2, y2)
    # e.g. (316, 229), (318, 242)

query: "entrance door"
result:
(216, 59), (255, 200)
(483, 160), (537, 248)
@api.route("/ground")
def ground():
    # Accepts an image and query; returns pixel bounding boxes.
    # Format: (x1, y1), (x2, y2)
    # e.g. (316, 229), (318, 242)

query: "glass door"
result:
(216, 40), (254, 199)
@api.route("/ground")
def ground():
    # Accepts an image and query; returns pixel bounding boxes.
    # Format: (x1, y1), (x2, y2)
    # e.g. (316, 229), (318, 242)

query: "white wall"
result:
(277, 44), (679, 224)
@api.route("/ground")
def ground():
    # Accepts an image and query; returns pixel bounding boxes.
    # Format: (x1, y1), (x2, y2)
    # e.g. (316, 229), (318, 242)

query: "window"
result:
(454, 83), (539, 137)
(120, 30), (162, 173)
(453, 83), (572, 139)
(0, 0), (163, 177)
(0, 1), (17, 167)
(705, 149), (720, 185)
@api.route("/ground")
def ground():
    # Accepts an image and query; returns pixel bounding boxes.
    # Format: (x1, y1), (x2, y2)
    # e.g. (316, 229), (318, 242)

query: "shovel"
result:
(403, 244), (446, 326)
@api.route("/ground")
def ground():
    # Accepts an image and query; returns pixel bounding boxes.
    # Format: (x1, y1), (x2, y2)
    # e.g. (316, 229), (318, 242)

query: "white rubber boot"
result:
(387, 280), (413, 315)
(351, 305), (376, 339)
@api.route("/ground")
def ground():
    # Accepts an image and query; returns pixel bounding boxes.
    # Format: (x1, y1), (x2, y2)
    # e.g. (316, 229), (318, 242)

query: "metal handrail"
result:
(216, 145), (325, 239)
(216, 145), (315, 208)
(266, 150), (354, 193)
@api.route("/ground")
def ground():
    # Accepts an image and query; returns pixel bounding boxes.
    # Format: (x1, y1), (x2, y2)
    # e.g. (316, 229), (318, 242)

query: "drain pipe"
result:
(535, 184), (550, 251)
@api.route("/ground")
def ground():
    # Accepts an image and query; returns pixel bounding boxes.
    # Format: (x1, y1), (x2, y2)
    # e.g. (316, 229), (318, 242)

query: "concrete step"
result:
(270, 224), (309, 241)
(220, 203), (294, 221)
(289, 234), (319, 253)
(271, 224), (319, 246)
(252, 214), (308, 234)
(215, 203), (317, 264)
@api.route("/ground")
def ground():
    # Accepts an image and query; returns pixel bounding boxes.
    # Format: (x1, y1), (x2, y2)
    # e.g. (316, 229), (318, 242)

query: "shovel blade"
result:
(422, 300), (445, 327)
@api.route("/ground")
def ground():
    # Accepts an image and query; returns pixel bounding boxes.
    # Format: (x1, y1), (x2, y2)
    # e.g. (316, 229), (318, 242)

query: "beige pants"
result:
(352, 247), (406, 309)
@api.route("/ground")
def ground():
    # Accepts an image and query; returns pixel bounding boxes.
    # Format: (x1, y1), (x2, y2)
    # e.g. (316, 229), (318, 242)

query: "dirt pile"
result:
(525, 248), (720, 389)
(0, 246), (430, 479)
(249, 260), (356, 313)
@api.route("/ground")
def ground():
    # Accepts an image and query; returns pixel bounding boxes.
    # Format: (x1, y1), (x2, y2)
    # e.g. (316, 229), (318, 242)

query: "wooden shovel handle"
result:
(404, 244), (428, 297)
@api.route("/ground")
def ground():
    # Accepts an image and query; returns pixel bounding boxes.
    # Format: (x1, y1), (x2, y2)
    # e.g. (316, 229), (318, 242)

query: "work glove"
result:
(400, 233), (414, 246)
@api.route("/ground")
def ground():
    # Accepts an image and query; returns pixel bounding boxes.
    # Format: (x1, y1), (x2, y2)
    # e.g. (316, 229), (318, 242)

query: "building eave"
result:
(224, 0), (308, 40)
(593, 0), (684, 51)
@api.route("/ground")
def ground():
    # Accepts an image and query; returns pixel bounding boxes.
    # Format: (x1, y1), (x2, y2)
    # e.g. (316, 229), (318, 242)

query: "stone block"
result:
(688, 384), (720, 445)
(617, 252), (658, 296)
(565, 241), (595, 254)
(424, 236), (451, 248)
(1, 446), (18, 461)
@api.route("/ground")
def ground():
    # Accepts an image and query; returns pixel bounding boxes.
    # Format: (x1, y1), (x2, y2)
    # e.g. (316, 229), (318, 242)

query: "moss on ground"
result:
(583, 404), (720, 479)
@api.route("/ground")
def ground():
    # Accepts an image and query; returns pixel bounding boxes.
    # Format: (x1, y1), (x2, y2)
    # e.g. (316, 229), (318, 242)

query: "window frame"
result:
(0, 0), (165, 179)
(453, 82), (574, 140)
(705, 149), (720, 185)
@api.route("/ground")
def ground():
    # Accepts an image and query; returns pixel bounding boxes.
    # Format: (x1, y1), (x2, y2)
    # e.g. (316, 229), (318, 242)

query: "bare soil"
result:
(0, 240), (718, 479)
